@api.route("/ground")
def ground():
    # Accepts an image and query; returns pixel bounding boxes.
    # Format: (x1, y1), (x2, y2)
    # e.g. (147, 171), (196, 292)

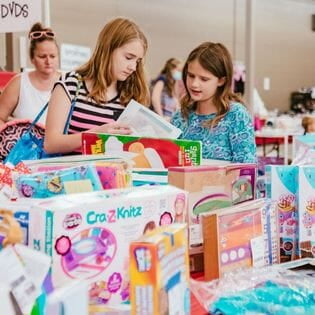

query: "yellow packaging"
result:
(129, 224), (190, 315)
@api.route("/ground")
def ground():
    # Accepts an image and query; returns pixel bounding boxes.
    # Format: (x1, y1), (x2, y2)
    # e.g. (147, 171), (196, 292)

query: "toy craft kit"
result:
(21, 156), (132, 192)
(28, 185), (188, 307)
(201, 199), (279, 281)
(81, 132), (202, 169)
(130, 224), (190, 315)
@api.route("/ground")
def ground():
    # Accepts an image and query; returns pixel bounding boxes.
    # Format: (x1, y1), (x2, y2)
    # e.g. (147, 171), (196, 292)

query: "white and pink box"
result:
(298, 166), (315, 258)
(29, 185), (188, 307)
(265, 165), (299, 261)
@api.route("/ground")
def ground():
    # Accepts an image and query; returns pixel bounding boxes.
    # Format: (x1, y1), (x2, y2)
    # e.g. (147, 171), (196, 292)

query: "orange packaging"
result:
(129, 224), (190, 315)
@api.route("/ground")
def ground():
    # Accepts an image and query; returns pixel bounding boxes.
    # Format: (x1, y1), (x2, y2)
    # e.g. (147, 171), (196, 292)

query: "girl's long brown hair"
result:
(181, 42), (243, 127)
(77, 17), (149, 106)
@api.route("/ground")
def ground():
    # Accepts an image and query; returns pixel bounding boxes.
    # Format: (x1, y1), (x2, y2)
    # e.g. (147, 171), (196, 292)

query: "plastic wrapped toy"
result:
(190, 266), (315, 314)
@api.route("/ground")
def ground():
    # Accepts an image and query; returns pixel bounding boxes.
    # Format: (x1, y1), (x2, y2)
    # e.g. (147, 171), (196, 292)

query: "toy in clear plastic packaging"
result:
(14, 165), (102, 198)
(190, 266), (315, 315)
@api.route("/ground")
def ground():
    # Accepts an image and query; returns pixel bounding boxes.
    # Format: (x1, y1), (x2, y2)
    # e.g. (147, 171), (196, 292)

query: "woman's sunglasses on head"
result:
(29, 31), (55, 40)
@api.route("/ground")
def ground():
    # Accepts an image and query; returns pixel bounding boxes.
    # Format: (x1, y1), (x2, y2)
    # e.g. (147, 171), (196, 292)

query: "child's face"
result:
(111, 39), (145, 82)
(186, 60), (225, 105)
(175, 199), (185, 215)
(308, 120), (315, 133)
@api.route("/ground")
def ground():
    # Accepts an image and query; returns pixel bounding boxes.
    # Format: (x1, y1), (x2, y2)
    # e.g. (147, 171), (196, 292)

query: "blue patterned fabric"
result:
(171, 103), (256, 163)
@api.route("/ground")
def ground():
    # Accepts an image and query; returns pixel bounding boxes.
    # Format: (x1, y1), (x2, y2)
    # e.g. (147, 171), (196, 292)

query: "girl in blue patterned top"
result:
(171, 42), (256, 163)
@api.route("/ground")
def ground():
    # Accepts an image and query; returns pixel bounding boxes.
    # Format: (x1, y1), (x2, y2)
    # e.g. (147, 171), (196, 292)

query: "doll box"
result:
(202, 199), (273, 281)
(298, 166), (315, 258)
(265, 165), (299, 261)
(129, 224), (190, 315)
(29, 185), (188, 307)
(168, 163), (257, 248)
(81, 132), (202, 169)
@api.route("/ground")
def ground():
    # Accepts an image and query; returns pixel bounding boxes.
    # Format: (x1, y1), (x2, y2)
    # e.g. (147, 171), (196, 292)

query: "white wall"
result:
(1, 0), (315, 111)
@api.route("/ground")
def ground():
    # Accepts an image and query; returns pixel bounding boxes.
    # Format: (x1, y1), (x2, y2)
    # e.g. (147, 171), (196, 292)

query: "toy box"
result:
(265, 165), (299, 261)
(29, 185), (188, 307)
(23, 156), (132, 191)
(14, 165), (103, 198)
(130, 224), (190, 315)
(1, 199), (43, 245)
(202, 199), (277, 281)
(81, 132), (202, 168)
(298, 166), (315, 258)
(168, 163), (257, 248)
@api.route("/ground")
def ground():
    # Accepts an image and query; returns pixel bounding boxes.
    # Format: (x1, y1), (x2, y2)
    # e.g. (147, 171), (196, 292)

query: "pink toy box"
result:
(29, 185), (188, 307)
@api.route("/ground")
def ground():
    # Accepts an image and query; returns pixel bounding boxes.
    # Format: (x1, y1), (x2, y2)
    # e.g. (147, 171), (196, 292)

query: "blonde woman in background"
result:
(0, 22), (60, 126)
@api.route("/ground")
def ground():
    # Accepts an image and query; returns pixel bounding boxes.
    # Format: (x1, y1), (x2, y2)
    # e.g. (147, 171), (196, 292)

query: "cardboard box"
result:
(130, 224), (190, 315)
(168, 163), (257, 248)
(29, 186), (188, 307)
(82, 132), (202, 168)
(202, 199), (278, 281)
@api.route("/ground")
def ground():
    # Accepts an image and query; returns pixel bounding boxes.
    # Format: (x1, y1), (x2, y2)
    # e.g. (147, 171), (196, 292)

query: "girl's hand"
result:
(92, 122), (131, 135)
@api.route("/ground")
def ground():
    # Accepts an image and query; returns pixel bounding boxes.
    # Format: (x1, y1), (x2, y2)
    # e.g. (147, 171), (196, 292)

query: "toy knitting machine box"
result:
(298, 166), (315, 258)
(130, 224), (190, 315)
(202, 199), (279, 281)
(81, 132), (202, 168)
(265, 165), (299, 262)
(168, 163), (257, 248)
(29, 185), (188, 307)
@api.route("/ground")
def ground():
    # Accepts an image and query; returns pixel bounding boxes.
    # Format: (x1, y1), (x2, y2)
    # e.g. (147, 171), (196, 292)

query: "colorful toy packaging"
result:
(202, 199), (279, 281)
(29, 186), (188, 308)
(129, 224), (190, 315)
(298, 166), (315, 258)
(14, 165), (103, 198)
(0, 200), (36, 245)
(24, 156), (132, 191)
(265, 165), (299, 262)
(168, 163), (257, 248)
(81, 132), (202, 168)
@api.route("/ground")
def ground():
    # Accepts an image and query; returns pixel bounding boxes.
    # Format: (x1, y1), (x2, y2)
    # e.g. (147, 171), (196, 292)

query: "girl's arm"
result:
(44, 85), (131, 154)
(151, 80), (164, 116)
(229, 106), (257, 163)
(0, 75), (20, 126)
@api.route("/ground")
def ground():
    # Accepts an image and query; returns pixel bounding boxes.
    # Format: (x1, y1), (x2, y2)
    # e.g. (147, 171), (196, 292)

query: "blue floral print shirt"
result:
(171, 103), (257, 163)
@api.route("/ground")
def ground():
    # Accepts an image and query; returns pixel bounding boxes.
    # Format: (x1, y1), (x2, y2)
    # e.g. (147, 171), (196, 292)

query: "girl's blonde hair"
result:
(181, 42), (243, 128)
(77, 17), (149, 105)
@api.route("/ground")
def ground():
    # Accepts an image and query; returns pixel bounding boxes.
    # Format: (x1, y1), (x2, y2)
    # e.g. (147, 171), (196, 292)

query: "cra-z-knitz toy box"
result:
(29, 185), (188, 307)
